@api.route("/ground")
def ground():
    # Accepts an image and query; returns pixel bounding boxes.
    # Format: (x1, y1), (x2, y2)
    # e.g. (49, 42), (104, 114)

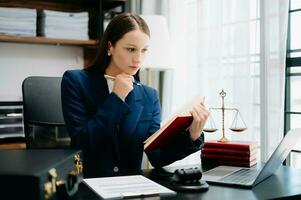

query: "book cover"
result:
(201, 147), (257, 156)
(144, 114), (193, 152)
(203, 141), (258, 151)
(201, 157), (257, 168)
(201, 153), (257, 162)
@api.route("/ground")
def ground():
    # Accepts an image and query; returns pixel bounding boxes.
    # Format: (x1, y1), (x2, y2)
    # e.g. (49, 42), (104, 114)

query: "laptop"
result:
(202, 128), (301, 188)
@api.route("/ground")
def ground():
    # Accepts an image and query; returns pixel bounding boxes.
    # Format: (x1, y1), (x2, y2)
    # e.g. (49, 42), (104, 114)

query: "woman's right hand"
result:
(112, 74), (133, 101)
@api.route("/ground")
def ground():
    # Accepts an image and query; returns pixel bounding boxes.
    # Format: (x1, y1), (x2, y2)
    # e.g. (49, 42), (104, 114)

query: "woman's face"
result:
(107, 29), (150, 76)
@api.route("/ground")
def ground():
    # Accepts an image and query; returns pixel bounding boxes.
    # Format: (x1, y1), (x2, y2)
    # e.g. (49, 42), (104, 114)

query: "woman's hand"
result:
(189, 97), (209, 141)
(112, 74), (133, 101)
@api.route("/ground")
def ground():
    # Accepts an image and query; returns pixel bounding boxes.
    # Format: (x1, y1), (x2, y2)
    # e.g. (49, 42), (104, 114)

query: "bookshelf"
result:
(0, 137), (26, 150)
(0, 35), (98, 46)
(0, 102), (25, 149)
(0, 0), (127, 65)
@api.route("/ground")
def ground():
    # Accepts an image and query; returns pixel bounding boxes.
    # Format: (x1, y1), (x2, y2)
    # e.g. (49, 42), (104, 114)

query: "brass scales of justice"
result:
(203, 89), (247, 142)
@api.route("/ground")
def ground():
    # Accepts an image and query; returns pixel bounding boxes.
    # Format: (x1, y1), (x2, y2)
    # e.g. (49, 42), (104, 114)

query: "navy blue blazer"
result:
(61, 69), (204, 177)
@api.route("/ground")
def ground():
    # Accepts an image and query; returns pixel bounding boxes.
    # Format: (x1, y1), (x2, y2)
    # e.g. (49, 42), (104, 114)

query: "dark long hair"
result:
(86, 13), (150, 82)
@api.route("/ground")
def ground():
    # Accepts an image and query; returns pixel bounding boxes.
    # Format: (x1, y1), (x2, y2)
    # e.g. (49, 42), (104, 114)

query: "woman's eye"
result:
(142, 48), (148, 53)
(127, 48), (135, 52)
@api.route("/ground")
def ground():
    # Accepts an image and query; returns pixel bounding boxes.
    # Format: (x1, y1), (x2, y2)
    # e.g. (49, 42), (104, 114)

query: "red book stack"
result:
(201, 141), (258, 167)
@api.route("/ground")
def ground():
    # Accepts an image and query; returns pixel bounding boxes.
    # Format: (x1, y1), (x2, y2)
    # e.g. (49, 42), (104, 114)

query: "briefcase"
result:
(0, 149), (83, 200)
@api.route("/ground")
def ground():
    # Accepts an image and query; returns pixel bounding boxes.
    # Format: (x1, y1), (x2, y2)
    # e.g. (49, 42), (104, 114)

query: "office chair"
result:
(22, 76), (70, 149)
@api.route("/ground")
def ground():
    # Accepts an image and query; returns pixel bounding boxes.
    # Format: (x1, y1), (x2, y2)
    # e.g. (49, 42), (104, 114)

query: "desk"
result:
(74, 164), (301, 200)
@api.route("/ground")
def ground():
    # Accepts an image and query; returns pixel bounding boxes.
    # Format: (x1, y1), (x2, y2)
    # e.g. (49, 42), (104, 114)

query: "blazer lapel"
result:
(93, 73), (109, 103)
(119, 84), (143, 144)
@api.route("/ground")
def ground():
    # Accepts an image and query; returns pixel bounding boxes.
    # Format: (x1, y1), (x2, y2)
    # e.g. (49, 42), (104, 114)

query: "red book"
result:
(201, 153), (257, 162)
(202, 147), (257, 156)
(203, 141), (257, 151)
(201, 157), (257, 168)
(144, 114), (193, 152)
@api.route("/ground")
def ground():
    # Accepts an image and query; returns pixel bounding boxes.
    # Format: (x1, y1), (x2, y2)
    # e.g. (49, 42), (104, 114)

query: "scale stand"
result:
(204, 90), (247, 142)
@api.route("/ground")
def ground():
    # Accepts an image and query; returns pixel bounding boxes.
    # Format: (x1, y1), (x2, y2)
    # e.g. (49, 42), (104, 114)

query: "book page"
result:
(84, 175), (176, 199)
(143, 115), (176, 144)
(163, 96), (202, 124)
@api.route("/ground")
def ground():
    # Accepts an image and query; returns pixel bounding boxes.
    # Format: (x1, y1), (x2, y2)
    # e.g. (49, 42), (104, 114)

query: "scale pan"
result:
(203, 128), (218, 133)
(229, 128), (247, 132)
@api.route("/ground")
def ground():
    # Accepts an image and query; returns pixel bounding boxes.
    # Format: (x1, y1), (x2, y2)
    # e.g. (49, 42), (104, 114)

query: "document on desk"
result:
(83, 175), (176, 199)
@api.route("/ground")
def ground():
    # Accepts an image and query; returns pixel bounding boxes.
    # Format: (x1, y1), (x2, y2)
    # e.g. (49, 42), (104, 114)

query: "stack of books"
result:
(201, 141), (258, 167)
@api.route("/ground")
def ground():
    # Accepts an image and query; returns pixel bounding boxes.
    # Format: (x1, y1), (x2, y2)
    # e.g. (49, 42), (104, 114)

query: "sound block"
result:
(170, 180), (209, 192)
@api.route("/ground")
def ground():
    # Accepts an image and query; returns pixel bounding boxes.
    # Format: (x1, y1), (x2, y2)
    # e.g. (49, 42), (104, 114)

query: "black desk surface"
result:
(74, 164), (301, 200)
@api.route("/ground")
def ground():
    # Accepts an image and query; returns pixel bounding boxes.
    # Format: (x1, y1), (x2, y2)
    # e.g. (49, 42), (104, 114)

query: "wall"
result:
(0, 43), (83, 101)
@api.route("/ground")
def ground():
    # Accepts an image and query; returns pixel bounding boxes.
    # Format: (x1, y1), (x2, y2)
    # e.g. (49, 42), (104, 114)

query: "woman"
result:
(61, 13), (208, 178)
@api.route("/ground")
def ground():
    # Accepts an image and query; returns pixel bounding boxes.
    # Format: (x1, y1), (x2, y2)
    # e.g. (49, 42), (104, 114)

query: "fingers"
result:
(115, 74), (133, 86)
(112, 74), (134, 101)
(116, 74), (133, 83)
(119, 72), (133, 81)
(193, 103), (209, 121)
(189, 105), (209, 126)
(189, 101), (209, 128)
(190, 108), (200, 122)
(200, 96), (205, 105)
(189, 97), (209, 140)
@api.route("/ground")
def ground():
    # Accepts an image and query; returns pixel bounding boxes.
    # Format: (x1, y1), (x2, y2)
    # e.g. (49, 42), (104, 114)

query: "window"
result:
(285, 0), (301, 167)
(163, 0), (261, 166)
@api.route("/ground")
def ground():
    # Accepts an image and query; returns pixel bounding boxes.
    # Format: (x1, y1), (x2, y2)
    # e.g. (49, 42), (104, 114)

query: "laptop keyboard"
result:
(219, 168), (259, 184)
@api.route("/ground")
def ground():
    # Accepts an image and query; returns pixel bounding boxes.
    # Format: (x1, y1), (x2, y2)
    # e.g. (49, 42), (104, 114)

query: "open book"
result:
(143, 114), (193, 151)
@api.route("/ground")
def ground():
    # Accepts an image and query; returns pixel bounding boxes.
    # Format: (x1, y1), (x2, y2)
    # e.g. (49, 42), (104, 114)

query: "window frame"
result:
(285, 0), (301, 161)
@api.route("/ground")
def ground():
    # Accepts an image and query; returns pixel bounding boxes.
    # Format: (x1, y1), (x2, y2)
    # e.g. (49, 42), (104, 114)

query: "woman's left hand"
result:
(188, 97), (209, 141)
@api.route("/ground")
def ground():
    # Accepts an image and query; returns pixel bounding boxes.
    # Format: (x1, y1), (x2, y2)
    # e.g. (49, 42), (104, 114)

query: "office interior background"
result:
(0, 0), (300, 168)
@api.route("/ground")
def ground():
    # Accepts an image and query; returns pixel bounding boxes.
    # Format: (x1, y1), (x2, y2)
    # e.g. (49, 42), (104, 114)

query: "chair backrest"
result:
(22, 76), (70, 149)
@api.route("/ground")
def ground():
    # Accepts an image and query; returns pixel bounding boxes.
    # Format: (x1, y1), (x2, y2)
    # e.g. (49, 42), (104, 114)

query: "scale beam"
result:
(203, 89), (247, 142)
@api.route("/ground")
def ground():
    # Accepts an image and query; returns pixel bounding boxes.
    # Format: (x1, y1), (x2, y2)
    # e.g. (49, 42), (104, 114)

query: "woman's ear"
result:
(108, 41), (113, 54)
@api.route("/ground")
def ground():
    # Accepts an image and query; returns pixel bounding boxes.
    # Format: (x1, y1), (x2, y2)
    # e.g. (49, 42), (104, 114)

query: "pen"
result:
(104, 74), (116, 81)
(104, 74), (141, 86)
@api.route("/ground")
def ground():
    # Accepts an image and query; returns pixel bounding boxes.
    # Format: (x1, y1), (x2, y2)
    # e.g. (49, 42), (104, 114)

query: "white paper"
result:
(84, 175), (176, 199)
(161, 95), (203, 125)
